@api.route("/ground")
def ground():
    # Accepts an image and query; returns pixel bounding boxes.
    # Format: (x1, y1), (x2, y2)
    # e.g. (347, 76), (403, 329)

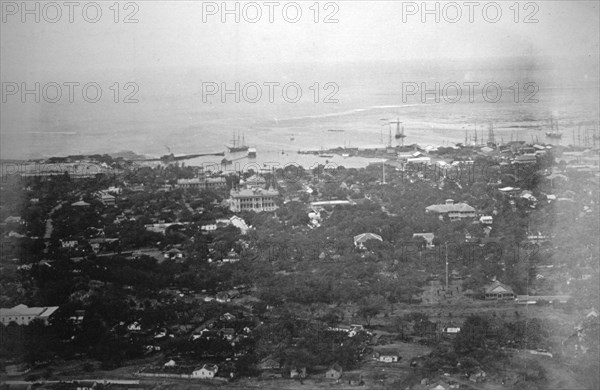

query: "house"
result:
(483, 280), (515, 300)
(289, 366), (307, 379)
(3, 216), (22, 224)
(60, 237), (79, 248)
(229, 187), (279, 212)
(345, 373), (364, 386)
(71, 200), (90, 207)
(259, 357), (281, 370)
(201, 224), (217, 232)
(444, 327), (461, 336)
(242, 174), (267, 188)
(221, 327), (236, 341)
(96, 191), (116, 206)
(413, 233), (435, 248)
(379, 354), (399, 363)
(512, 154), (537, 165)
(177, 176), (227, 190)
(498, 186), (520, 197)
(88, 238), (118, 253)
(164, 248), (184, 259)
(520, 190), (537, 202)
(163, 359), (177, 367)
(425, 199), (476, 221)
(216, 292), (231, 303)
(222, 249), (240, 263)
(229, 216), (250, 234)
(479, 215), (493, 224)
(406, 156), (432, 165)
(469, 368), (487, 382)
(220, 312), (236, 321)
(192, 364), (218, 379)
(0, 304), (59, 325)
(325, 364), (343, 380)
(353, 233), (383, 248)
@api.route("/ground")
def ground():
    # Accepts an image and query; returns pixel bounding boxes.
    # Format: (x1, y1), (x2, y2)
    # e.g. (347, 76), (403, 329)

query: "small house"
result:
(192, 364), (218, 379)
(259, 357), (281, 370)
(289, 366), (307, 379)
(479, 215), (493, 224)
(325, 364), (343, 380)
(379, 354), (399, 363)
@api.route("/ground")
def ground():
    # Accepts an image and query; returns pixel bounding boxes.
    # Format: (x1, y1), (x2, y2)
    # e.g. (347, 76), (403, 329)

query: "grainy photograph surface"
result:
(1, 1), (599, 389)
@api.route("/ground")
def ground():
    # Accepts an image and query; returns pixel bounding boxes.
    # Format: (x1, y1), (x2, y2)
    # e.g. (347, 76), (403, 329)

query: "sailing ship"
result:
(392, 120), (406, 140)
(545, 117), (563, 139)
(226, 131), (249, 152)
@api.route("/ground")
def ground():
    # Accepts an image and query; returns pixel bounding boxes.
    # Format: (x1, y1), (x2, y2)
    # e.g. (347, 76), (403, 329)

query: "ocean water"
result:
(1, 58), (598, 166)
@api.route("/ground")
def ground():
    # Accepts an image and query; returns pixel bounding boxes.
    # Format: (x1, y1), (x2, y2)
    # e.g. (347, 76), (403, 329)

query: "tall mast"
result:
(445, 242), (449, 289)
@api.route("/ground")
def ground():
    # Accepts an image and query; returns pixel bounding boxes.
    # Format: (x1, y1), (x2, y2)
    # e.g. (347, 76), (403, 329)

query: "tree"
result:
(357, 303), (382, 326)
(454, 315), (490, 354)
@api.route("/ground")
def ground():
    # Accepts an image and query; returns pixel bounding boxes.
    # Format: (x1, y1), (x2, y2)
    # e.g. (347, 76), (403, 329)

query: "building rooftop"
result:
(0, 304), (59, 318)
(231, 188), (279, 197)
(426, 200), (475, 214)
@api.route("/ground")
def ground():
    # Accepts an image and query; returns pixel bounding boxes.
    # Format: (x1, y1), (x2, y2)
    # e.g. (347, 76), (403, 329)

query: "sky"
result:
(1, 0), (599, 78)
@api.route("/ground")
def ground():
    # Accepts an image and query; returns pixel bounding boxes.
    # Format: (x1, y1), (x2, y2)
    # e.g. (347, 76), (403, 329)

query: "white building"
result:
(0, 304), (59, 325)
(177, 177), (227, 190)
(229, 187), (279, 212)
(425, 199), (476, 221)
(192, 364), (218, 379)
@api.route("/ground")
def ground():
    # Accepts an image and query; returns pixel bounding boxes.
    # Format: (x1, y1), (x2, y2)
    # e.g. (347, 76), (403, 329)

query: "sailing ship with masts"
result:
(545, 117), (563, 139)
(226, 131), (249, 152)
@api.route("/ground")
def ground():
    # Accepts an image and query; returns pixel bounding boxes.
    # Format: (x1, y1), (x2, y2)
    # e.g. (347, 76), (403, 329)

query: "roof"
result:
(484, 280), (514, 295)
(328, 363), (343, 372)
(426, 202), (475, 214)
(0, 304), (59, 318)
(199, 363), (218, 372)
(353, 233), (383, 244)
(513, 154), (537, 162)
(244, 174), (266, 184)
(71, 200), (90, 206)
(230, 187), (279, 197)
(413, 233), (434, 242)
